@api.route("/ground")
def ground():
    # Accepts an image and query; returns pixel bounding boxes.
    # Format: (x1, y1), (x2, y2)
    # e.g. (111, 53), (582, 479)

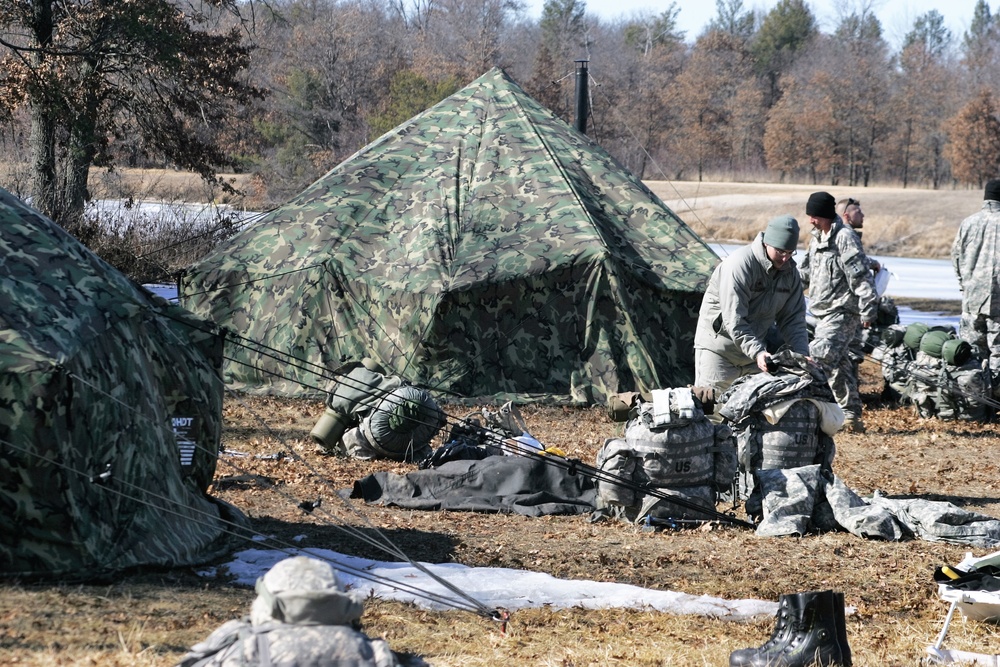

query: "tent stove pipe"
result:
(574, 59), (589, 135)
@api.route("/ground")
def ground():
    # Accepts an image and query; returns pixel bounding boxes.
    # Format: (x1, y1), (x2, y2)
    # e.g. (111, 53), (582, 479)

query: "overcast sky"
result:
(520, 0), (983, 49)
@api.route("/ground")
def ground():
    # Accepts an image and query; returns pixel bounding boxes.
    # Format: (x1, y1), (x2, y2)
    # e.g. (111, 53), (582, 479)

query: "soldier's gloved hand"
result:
(756, 351), (775, 373)
(690, 386), (716, 414)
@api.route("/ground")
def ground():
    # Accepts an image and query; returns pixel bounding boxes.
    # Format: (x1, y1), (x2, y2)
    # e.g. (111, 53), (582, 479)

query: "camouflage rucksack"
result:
(908, 350), (992, 421)
(594, 388), (736, 523)
(872, 324), (914, 404)
(716, 351), (839, 516)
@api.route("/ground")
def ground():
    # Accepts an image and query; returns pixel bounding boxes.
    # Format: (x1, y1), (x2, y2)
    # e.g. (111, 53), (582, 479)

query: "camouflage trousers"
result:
(809, 312), (862, 416)
(959, 312), (1000, 394)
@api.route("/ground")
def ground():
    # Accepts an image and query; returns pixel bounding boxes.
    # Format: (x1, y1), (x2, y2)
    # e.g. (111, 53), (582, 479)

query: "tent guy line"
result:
(220, 342), (754, 527)
(222, 390), (506, 614)
(52, 357), (499, 616)
(96, 293), (755, 536)
(209, 322), (754, 527)
(0, 428), (498, 618)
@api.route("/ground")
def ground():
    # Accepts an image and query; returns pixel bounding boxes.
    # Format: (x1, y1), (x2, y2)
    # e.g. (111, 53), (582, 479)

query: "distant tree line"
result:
(2, 0), (1000, 225)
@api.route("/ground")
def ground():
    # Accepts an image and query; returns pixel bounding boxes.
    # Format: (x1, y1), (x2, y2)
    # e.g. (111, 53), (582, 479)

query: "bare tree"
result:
(248, 0), (407, 199)
(886, 11), (958, 188)
(670, 30), (762, 180)
(945, 88), (1000, 187)
(594, 8), (686, 178)
(410, 0), (524, 80)
(0, 0), (261, 223)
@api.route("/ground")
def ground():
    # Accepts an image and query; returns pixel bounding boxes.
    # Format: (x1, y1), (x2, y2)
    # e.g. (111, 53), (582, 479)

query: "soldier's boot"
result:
(833, 592), (852, 667)
(729, 590), (845, 667)
(729, 593), (802, 667)
(841, 413), (865, 434)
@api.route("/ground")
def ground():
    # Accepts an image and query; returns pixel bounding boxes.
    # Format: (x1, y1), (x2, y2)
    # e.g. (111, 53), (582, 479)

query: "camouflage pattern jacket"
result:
(694, 233), (809, 365)
(799, 218), (877, 322)
(951, 200), (1000, 317)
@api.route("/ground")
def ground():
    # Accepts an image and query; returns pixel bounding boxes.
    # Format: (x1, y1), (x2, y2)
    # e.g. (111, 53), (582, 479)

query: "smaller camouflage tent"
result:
(182, 67), (719, 404)
(0, 188), (241, 580)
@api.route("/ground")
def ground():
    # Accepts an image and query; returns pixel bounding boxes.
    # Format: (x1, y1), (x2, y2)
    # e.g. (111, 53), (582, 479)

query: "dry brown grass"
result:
(646, 181), (981, 259)
(0, 173), (994, 665)
(86, 168), (255, 207)
(4, 364), (1000, 665)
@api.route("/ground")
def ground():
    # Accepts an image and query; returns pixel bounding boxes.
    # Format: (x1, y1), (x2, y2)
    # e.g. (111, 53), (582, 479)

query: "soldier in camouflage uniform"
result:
(952, 180), (1000, 393)
(799, 192), (878, 433)
(694, 215), (810, 398)
(837, 197), (883, 379)
(178, 556), (408, 666)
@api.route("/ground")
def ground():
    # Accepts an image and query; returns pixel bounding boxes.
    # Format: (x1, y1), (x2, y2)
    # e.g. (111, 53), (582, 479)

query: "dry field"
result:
(3, 365), (1000, 666)
(646, 180), (981, 259)
(2, 177), (997, 666)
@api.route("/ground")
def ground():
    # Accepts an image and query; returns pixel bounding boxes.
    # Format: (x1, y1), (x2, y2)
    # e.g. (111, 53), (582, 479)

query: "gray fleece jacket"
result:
(694, 233), (809, 365)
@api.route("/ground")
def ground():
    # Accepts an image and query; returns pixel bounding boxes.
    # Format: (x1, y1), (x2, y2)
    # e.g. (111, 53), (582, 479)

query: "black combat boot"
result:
(729, 590), (845, 667)
(833, 591), (852, 667)
(729, 593), (802, 667)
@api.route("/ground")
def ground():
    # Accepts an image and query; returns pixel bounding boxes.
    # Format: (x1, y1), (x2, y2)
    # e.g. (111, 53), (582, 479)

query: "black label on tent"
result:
(173, 416), (198, 471)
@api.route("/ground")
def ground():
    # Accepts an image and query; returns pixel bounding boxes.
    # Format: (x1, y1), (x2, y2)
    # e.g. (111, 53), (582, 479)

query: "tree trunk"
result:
(29, 105), (58, 219)
(61, 58), (101, 224)
(28, 0), (58, 220)
(901, 119), (912, 189)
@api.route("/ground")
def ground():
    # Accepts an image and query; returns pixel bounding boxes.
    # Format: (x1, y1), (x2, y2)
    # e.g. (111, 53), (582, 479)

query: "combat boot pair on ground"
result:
(730, 590), (851, 667)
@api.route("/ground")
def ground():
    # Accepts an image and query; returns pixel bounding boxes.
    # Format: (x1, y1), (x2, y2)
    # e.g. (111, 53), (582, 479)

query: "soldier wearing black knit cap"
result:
(798, 191), (878, 433)
(951, 179), (1000, 395)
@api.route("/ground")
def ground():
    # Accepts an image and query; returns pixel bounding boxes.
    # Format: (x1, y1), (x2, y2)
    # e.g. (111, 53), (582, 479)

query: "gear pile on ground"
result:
(594, 387), (736, 523)
(871, 322), (992, 421)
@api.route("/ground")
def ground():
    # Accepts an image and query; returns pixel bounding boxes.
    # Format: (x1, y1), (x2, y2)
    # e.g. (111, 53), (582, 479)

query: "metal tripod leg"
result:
(924, 600), (960, 664)
(933, 600), (959, 651)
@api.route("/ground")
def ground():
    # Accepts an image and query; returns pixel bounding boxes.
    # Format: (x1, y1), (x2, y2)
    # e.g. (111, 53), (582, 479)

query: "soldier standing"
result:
(694, 215), (810, 398)
(837, 197), (883, 378)
(837, 197), (881, 274)
(951, 180), (1000, 392)
(799, 192), (878, 433)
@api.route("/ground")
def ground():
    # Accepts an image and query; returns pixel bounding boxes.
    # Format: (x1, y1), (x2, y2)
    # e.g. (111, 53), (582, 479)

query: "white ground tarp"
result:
(208, 547), (777, 620)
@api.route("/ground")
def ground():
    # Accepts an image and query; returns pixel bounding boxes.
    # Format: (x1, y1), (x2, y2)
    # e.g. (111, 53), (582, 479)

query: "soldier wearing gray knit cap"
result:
(694, 215), (810, 400)
(952, 179), (1000, 395)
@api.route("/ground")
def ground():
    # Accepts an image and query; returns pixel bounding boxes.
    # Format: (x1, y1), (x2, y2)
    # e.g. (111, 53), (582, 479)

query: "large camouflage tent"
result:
(0, 187), (243, 580)
(181, 67), (719, 404)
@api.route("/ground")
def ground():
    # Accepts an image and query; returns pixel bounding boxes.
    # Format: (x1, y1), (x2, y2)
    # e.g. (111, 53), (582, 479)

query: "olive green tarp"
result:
(0, 187), (242, 580)
(181, 67), (719, 405)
